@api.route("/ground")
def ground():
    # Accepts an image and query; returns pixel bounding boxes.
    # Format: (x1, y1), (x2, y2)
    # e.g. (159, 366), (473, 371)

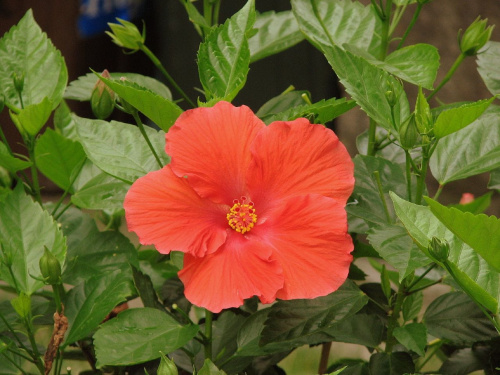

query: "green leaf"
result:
(390, 193), (500, 313)
(449, 191), (493, 214)
(0, 142), (32, 173)
(402, 291), (423, 322)
(10, 292), (31, 319)
(430, 112), (500, 185)
(94, 307), (199, 367)
(54, 101), (78, 140)
(199, 359), (227, 375)
(423, 292), (497, 345)
(0, 337), (25, 374)
(0, 185), (66, 294)
(489, 168), (500, 190)
(0, 10), (67, 109)
(477, 41), (500, 96)
(323, 313), (385, 348)
(255, 89), (309, 118)
(131, 265), (166, 312)
(260, 280), (368, 348)
(249, 10), (304, 62)
(65, 72), (172, 101)
(74, 115), (169, 184)
(369, 352), (415, 375)
(58, 207), (137, 286)
(64, 270), (134, 345)
(95, 73), (182, 132)
(261, 97), (356, 125)
(179, 0), (210, 34)
(439, 346), (499, 375)
(10, 96), (52, 136)
(323, 45), (410, 132)
(291, 0), (382, 57)
(35, 128), (86, 192)
(198, 0), (255, 101)
(368, 224), (431, 281)
(433, 98), (494, 138)
(426, 197), (500, 272)
(393, 323), (427, 356)
(347, 155), (409, 227)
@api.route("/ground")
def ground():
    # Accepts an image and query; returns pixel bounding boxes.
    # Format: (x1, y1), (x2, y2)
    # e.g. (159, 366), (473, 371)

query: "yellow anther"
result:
(227, 199), (257, 234)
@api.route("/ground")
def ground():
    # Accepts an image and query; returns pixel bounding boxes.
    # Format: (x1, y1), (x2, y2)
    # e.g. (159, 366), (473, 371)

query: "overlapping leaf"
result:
(477, 41), (500, 96)
(0, 142), (31, 173)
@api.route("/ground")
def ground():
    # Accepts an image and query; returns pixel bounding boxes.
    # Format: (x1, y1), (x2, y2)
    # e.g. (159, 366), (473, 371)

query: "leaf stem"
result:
(396, 2), (423, 49)
(139, 44), (196, 108)
(131, 111), (164, 169)
(406, 263), (437, 292)
(27, 142), (42, 205)
(204, 309), (213, 360)
(24, 316), (45, 374)
(385, 283), (405, 353)
(373, 171), (392, 223)
(0, 124), (13, 154)
(427, 53), (466, 101)
(318, 342), (332, 374)
(414, 154), (429, 205)
(405, 150), (412, 202)
(367, 118), (377, 156)
(433, 184), (444, 201)
(379, 0), (393, 60)
(51, 159), (85, 218)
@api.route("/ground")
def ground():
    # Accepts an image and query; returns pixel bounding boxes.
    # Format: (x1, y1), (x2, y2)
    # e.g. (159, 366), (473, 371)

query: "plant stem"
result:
(385, 284), (405, 353)
(416, 339), (443, 371)
(406, 278), (443, 295)
(396, 2), (423, 49)
(373, 171), (392, 223)
(27, 143), (42, 205)
(379, 0), (393, 60)
(25, 317), (45, 374)
(405, 150), (412, 202)
(139, 44), (196, 108)
(433, 184), (444, 201)
(51, 160), (85, 218)
(367, 119), (377, 156)
(406, 263), (437, 292)
(212, 0), (222, 25)
(414, 154), (429, 205)
(427, 53), (466, 101)
(318, 342), (332, 374)
(131, 111), (164, 169)
(53, 200), (73, 221)
(204, 309), (213, 360)
(0, 124), (13, 154)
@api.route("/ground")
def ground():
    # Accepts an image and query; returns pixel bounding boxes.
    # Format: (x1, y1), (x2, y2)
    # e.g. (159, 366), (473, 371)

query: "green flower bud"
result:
(39, 246), (62, 285)
(91, 70), (115, 120)
(428, 237), (450, 262)
(12, 72), (25, 94)
(106, 18), (145, 52)
(399, 115), (419, 150)
(459, 17), (494, 56)
(157, 354), (178, 375)
(385, 80), (397, 108)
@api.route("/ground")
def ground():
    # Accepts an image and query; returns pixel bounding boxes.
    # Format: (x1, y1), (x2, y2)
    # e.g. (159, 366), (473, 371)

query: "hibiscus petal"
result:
(247, 119), (354, 208)
(178, 235), (284, 313)
(253, 194), (353, 300)
(166, 101), (265, 204)
(124, 166), (227, 257)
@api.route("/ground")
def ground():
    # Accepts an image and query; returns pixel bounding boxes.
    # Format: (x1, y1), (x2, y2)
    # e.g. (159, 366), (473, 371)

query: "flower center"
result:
(226, 197), (257, 234)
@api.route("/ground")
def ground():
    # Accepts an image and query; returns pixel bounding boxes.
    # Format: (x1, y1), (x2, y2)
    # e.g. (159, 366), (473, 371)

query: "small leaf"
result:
(255, 89), (309, 118)
(11, 97), (52, 136)
(393, 323), (427, 356)
(95, 73), (182, 132)
(402, 291), (423, 322)
(199, 359), (227, 375)
(0, 141), (32, 174)
(477, 41), (500, 96)
(433, 98), (494, 138)
(425, 197), (500, 272)
(75, 115), (169, 184)
(64, 270), (134, 345)
(198, 0), (255, 101)
(35, 128), (86, 192)
(249, 10), (304, 62)
(10, 292), (31, 319)
(94, 308), (199, 367)
(423, 292), (497, 345)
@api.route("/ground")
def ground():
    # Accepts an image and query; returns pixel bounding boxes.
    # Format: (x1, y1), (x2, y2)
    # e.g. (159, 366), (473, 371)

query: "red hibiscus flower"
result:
(124, 101), (355, 313)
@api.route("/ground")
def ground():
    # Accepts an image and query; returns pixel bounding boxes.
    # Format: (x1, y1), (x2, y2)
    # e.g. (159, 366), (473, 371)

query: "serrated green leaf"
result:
(260, 280), (368, 348)
(433, 98), (494, 138)
(393, 323), (427, 356)
(430, 112), (500, 185)
(323, 313), (385, 348)
(425, 197), (500, 272)
(347, 155), (409, 227)
(74, 115), (169, 184)
(0, 10), (67, 109)
(199, 359), (227, 375)
(261, 97), (356, 125)
(402, 291), (423, 322)
(423, 292), (497, 345)
(65, 72), (172, 101)
(477, 41), (500, 96)
(54, 101), (78, 140)
(58, 207), (137, 286)
(35, 128), (86, 192)
(291, 0), (382, 57)
(368, 225), (431, 281)
(0, 142), (32, 173)
(94, 307), (198, 367)
(198, 0), (255, 101)
(10, 96), (52, 136)
(249, 10), (304, 62)
(323, 45), (410, 132)
(0, 185), (66, 294)
(64, 269), (134, 345)
(390, 193), (500, 313)
(95, 73), (182, 132)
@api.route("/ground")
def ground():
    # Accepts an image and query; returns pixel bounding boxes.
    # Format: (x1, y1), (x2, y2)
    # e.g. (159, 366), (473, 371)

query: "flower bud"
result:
(12, 72), (25, 94)
(106, 18), (145, 52)
(459, 193), (475, 204)
(399, 115), (419, 150)
(39, 246), (62, 285)
(385, 80), (397, 108)
(91, 70), (115, 120)
(428, 237), (450, 262)
(157, 354), (178, 375)
(459, 17), (494, 56)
